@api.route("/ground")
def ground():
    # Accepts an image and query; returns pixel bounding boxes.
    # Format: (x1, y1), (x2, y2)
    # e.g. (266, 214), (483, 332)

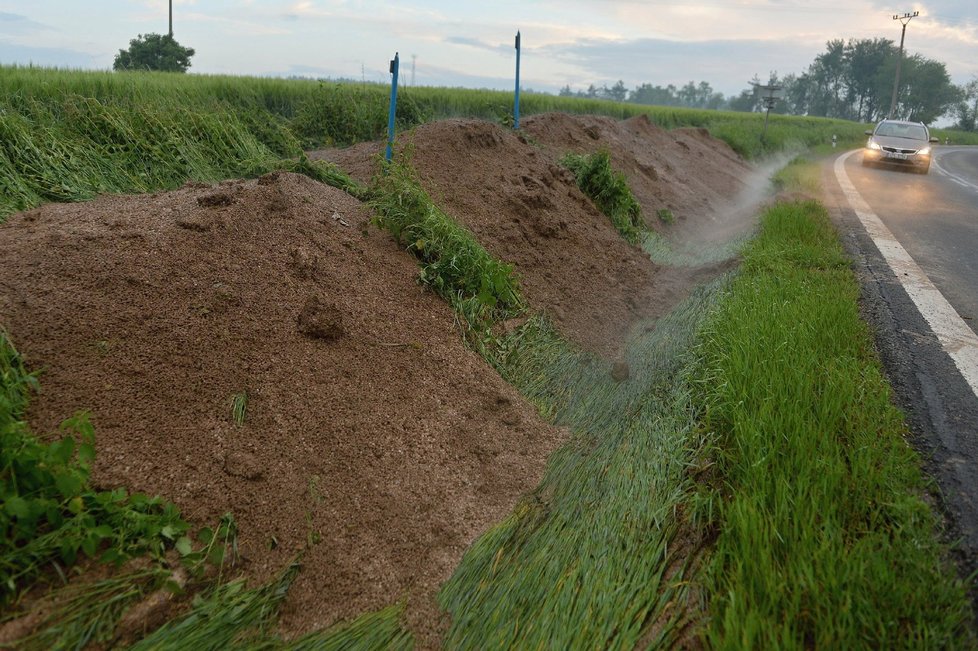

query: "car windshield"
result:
(875, 122), (927, 141)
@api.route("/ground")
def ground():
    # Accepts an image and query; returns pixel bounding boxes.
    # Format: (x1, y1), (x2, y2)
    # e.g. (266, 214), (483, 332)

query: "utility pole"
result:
(888, 11), (918, 119)
(168, 0), (173, 37)
(411, 54), (417, 86)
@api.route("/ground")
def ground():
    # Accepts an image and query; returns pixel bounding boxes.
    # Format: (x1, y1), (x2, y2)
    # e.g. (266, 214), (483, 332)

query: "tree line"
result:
(560, 38), (977, 130)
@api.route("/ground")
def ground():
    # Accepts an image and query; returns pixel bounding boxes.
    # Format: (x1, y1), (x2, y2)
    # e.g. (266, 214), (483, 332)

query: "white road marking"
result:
(932, 151), (978, 193)
(834, 150), (978, 399)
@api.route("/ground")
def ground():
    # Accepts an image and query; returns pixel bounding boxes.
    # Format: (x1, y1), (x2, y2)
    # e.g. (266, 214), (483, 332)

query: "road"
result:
(823, 146), (978, 590)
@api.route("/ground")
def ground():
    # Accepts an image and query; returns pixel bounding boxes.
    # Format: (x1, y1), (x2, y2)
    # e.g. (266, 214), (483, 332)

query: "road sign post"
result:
(386, 52), (400, 162)
(514, 31), (521, 130)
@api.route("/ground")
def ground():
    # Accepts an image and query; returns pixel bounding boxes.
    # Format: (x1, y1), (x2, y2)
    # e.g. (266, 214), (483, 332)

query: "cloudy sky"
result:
(1, 1), (975, 97)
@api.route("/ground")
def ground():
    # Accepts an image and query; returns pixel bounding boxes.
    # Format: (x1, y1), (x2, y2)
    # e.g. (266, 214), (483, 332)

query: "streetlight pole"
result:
(888, 11), (918, 119)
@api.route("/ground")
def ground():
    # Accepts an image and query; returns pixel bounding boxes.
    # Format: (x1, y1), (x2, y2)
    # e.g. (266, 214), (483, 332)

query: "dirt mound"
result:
(521, 113), (751, 236)
(317, 119), (666, 358)
(0, 172), (565, 641)
(314, 115), (757, 357)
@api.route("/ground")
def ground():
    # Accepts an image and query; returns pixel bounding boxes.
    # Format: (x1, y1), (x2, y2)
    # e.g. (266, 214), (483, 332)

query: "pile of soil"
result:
(317, 115), (755, 357)
(319, 120), (662, 358)
(0, 172), (565, 641)
(521, 113), (751, 238)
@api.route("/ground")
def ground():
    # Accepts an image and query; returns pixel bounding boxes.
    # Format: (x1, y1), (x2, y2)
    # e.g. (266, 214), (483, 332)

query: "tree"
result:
(607, 80), (628, 102)
(896, 55), (961, 123)
(113, 33), (195, 72)
(628, 83), (679, 106)
(952, 77), (978, 131)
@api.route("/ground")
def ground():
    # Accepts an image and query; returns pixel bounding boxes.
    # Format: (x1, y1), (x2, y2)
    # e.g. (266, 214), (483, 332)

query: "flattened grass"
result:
(440, 279), (730, 648)
(695, 200), (974, 648)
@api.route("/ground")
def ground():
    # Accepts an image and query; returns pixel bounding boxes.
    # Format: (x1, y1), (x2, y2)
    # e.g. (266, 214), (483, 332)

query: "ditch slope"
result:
(1, 113), (757, 643)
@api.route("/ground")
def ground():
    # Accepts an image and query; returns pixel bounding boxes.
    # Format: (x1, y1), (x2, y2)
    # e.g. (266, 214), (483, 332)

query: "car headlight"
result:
(918, 146), (931, 156)
(867, 139), (882, 150)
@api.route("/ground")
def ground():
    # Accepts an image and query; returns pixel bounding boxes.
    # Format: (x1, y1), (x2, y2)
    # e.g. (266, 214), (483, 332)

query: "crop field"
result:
(1, 65), (975, 649)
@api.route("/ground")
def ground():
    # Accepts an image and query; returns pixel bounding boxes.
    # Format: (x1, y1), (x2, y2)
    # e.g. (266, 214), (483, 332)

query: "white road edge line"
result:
(834, 150), (978, 400)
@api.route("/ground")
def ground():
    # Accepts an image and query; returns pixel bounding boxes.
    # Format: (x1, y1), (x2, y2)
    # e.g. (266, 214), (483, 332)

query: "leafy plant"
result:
(1, 330), (197, 606)
(560, 150), (645, 243)
(656, 208), (674, 224)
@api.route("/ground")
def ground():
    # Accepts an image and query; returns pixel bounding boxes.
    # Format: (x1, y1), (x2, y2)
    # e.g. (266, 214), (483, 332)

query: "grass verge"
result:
(694, 200), (974, 648)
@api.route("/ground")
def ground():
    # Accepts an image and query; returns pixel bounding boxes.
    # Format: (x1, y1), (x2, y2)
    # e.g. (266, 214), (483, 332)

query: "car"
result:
(862, 119), (938, 174)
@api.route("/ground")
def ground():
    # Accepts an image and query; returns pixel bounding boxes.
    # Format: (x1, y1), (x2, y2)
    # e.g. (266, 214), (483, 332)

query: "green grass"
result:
(693, 200), (974, 648)
(0, 64), (897, 223)
(560, 150), (645, 243)
(771, 155), (823, 195)
(369, 159), (523, 336)
(128, 563), (412, 651)
(440, 278), (730, 648)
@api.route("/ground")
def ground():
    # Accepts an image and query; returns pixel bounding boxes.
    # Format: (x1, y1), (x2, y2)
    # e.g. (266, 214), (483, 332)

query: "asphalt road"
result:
(823, 146), (978, 599)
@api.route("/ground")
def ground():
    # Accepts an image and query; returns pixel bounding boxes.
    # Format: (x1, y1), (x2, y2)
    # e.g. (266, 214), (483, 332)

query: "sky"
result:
(0, 1), (975, 98)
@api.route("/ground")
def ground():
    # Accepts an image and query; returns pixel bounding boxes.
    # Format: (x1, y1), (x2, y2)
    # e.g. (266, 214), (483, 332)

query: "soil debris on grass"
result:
(0, 171), (565, 642)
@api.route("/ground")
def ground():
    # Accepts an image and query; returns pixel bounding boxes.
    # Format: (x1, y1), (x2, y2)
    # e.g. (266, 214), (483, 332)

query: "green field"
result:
(2, 64), (936, 223)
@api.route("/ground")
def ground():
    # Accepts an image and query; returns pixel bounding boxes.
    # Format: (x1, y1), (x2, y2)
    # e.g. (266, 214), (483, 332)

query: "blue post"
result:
(385, 52), (400, 162)
(513, 32), (521, 130)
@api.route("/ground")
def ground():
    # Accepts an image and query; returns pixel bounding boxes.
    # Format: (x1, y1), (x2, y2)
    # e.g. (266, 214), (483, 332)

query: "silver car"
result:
(862, 119), (938, 174)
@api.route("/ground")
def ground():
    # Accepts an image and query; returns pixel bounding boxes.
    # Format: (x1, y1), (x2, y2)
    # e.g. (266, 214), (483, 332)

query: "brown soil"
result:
(0, 172), (565, 643)
(315, 114), (755, 358)
(521, 113), (751, 239)
(1, 113), (760, 645)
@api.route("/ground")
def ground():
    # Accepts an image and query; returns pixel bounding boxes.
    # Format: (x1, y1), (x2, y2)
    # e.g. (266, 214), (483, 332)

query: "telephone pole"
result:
(888, 11), (918, 118)
(168, 0), (173, 36)
(411, 54), (417, 86)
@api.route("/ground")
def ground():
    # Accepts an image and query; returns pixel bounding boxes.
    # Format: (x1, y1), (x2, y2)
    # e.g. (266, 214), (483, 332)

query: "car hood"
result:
(872, 134), (928, 151)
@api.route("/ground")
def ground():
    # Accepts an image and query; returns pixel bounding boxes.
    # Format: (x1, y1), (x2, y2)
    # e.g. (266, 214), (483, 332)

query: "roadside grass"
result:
(771, 154), (823, 195)
(130, 562), (411, 651)
(439, 279), (730, 648)
(560, 150), (645, 243)
(694, 200), (974, 648)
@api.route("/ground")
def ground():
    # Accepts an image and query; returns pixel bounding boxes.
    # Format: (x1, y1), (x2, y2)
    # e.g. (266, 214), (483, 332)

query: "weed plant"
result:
(694, 200), (974, 648)
(0, 331), (190, 606)
(0, 330), (240, 647)
(560, 150), (645, 243)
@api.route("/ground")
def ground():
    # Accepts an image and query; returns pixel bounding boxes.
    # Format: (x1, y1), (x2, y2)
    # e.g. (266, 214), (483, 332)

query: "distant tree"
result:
(113, 33), (195, 72)
(952, 77), (978, 131)
(559, 84), (574, 97)
(607, 80), (628, 102)
(629, 83), (677, 106)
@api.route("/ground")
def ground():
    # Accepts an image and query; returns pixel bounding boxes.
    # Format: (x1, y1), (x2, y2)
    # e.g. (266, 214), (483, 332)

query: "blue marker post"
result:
(513, 31), (521, 130)
(385, 52), (400, 162)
